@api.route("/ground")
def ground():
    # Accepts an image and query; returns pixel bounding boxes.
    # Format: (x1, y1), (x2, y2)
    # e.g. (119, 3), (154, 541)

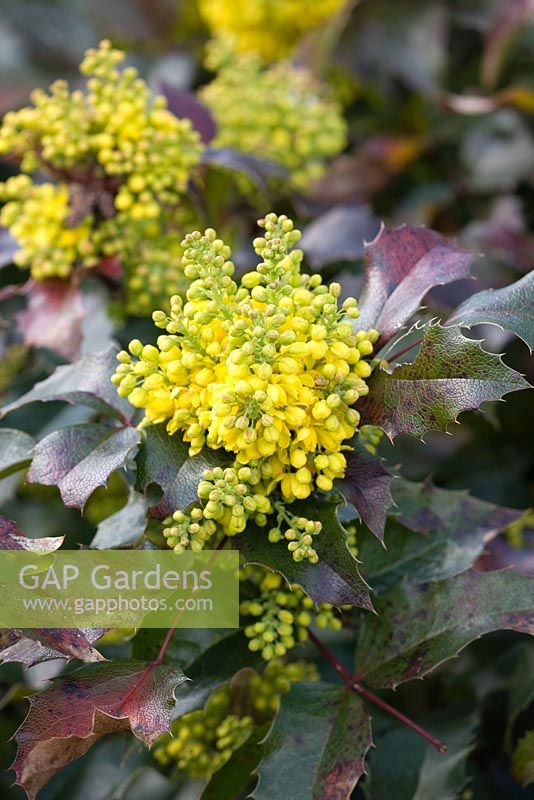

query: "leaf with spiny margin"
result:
(365, 713), (476, 800)
(358, 225), (475, 345)
(12, 659), (187, 800)
(253, 682), (372, 800)
(235, 497), (372, 608)
(0, 346), (133, 423)
(358, 324), (529, 439)
(135, 423), (227, 519)
(358, 479), (522, 592)
(26, 422), (140, 509)
(0, 628), (107, 666)
(355, 569), (534, 689)
(337, 437), (395, 543)
(447, 270), (534, 352)
(0, 429), (35, 478)
(91, 489), (147, 549)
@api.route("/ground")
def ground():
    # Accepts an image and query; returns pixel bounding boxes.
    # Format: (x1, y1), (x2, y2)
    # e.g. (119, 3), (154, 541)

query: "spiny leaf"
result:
(358, 324), (529, 439)
(0, 429), (35, 478)
(0, 346), (133, 423)
(16, 281), (85, 361)
(358, 225), (475, 344)
(26, 422), (140, 509)
(12, 659), (187, 800)
(359, 479), (523, 592)
(355, 569), (534, 689)
(235, 497), (372, 608)
(338, 438), (395, 543)
(253, 683), (372, 800)
(0, 516), (63, 552)
(135, 423), (227, 518)
(447, 270), (534, 352)
(91, 489), (147, 549)
(0, 628), (106, 667)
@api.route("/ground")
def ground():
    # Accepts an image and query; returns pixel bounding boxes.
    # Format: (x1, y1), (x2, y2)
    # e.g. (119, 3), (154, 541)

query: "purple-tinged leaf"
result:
(135, 424), (226, 519)
(27, 422), (140, 509)
(447, 271), (534, 352)
(476, 536), (534, 577)
(16, 281), (85, 361)
(159, 83), (216, 143)
(0, 516), (64, 553)
(0, 628), (107, 667)
(338, 439), (394, 543)
(300, 204), (380, 269)
(0, 227), (18, 268)
(358, 226), (475, 345)
(0, 429), (35, 478)
(12, 659), (187, 799)
(0, 346), (134, 423)
(236, 498), (372, 609)
(355, 569), (534, 689)
(253, 683), (372, 800)
(358, 324), (529, 440)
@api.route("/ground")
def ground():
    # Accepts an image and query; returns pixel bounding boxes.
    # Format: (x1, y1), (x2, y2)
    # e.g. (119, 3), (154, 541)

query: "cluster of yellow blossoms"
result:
(154, 658), (318, 779)
(201, 50), (347, 191)
(199, 0), (347, 61)
(0, 40), (201, 282)
(114, 213), (378, 561)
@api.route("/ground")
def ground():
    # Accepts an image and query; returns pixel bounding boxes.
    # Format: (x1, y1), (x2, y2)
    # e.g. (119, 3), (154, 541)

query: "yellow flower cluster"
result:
(199, 0), (347, 61)
(240, 566), (342, 660)
(153, 658), (318, 778)
(0, 40), (201, 283)
(201, 52), (347, 191)
(115, 213), (377, 559)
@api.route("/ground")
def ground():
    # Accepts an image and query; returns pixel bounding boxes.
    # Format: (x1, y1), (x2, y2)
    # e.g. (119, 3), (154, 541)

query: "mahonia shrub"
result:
(114, 213), (378, 563)
(0, 40), (202, 283)
(201, 50), (346, 191)
(154, 658), (318, 778)
(199, 0), (347, 61)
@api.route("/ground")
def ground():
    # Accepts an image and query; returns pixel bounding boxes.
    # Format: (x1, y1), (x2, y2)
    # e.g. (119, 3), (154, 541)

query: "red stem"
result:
(308, 630), (447, 753)
(386, 336), (423, 364)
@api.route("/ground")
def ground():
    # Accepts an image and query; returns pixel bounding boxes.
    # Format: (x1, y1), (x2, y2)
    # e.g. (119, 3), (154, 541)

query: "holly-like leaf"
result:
(0, 516), (64, 552)
(0, 346), (133, 423)
(91, 489), (147, 549)
(27, 422), (140, 509)
(365, 713), (476, 800)
(12, 659), (187, 799)
(135, 423), (227, 518)
(0, 429), (35, 477)
(447, 270), (534, 352)
(338, 439), (395, 543)
(299, 204), (380, 269)
(359, 479), (522, 592)
(357, 225), (475, 345)
(355, 569), (534, 689)
(0, 628), (106, 667)
(253, 682), (372, 800)
(236, 497), (372, 608)
(16, 281), (85, 361)
(358, 324), (529, 439)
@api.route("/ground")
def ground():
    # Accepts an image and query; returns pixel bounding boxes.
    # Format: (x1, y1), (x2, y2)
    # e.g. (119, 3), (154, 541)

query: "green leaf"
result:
(13, 659), (187, 800)
(364, 713), (476, 800)
(201, 723), (269, 800)
(359, 479), (523, 592)
(26, 422), (140, 509)
(355, 569), (534, 689)
(253, 682), (372, 800)
(448, 270), (534, 351)
(358, 324), (529, 439)
(91, 489), (147, 548)
(0, 346), (132, 423)
(0, 429), (35, 478)
(135, 423), (227, 518)
(358, 225), (475, 345)
(338, 438), (394, 543)
(235, 497), (372, 608)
